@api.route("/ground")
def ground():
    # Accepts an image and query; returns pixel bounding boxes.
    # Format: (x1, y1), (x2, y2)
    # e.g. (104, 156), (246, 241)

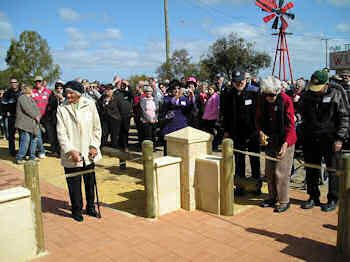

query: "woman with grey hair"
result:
(255, 76), (297, 213)
(15, 85), (41, 164)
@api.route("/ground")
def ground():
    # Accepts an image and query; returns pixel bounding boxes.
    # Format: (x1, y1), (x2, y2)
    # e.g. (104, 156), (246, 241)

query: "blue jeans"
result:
(32, 128), (45, 156)
(3, 116), (9, 139)
(16, 130), (36, 160)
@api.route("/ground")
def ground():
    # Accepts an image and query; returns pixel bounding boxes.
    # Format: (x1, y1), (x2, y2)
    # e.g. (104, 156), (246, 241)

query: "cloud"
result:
(336, 23), (350, 33)
(0, 12), (14, 40)
(91, 28), (121, 40)
(64, 27), (90, 49)
(316, 0), (350, 7)
(58, 8), (81, 22)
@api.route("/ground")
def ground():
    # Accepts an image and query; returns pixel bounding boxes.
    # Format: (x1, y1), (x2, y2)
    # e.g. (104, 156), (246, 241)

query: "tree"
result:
(5, 31), (60, 85)
(128, 74), (150, 87)
(156, 49), (200, 80)
(0, 69), (11, 89)
(201, 33), (271, 81)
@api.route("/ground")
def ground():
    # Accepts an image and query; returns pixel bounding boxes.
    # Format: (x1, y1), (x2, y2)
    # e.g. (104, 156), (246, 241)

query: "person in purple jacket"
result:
(202, 85), (220, 151)
(160, 79), (194, 155)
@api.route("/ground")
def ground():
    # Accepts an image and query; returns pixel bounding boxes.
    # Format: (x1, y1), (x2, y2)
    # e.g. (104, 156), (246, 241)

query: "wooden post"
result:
(221, 139), (234, 216)
(24, 160), (45, 254)
(337, 154), (350, 256)
(142, 140), (157, 218)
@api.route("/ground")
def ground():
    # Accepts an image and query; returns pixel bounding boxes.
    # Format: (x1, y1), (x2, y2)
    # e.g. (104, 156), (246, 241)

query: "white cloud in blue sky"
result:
(0, 11), (14, 40)
(58, 8), (81, 22)
(0, 0), (349, 83)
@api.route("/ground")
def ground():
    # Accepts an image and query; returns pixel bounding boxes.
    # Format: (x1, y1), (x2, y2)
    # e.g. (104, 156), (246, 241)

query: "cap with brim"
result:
(232, 68), (245, 82)
(55, 80), (64, 85)
(34, 76), (43, 82)
(308, 70), (329, 92)
(340, 69), (350, 76)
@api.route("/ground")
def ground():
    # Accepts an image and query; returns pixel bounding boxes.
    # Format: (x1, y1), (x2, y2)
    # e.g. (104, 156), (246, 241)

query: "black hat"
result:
(65, 81), (83, 96)
(232, 68), (246, 82)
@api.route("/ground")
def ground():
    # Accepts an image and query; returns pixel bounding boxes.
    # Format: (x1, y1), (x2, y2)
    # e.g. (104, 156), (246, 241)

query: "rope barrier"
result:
(232, 148), (340, 174)
(65, 156), (143, 178)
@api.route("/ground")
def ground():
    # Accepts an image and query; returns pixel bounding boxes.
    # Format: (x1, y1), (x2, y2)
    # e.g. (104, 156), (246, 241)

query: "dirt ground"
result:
(0, 125), (329, 218)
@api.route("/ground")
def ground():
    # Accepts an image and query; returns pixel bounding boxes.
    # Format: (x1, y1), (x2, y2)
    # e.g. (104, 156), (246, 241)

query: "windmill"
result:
(255, 0), (295, 82)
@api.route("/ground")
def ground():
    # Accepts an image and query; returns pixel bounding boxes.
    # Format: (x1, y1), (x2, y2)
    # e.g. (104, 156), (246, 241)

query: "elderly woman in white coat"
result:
(56, 81), (102, 222)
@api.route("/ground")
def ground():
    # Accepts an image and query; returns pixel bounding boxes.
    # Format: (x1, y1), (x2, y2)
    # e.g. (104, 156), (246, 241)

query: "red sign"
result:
(330, 51), (350, 70)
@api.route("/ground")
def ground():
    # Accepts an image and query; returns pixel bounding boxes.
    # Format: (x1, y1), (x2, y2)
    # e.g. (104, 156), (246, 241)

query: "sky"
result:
(0, 0), (349, 84)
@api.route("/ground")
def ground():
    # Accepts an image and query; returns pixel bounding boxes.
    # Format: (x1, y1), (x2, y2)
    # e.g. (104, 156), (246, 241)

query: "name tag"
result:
(245, 99), (252, 106)
(322, 97), (331, 103)
(274, 106), (278, 111)
(181, 101), (186, 105)
(42, 96), (47, 100)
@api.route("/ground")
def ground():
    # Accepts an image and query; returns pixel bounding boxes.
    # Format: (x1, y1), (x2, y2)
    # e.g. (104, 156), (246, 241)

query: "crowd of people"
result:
(1, 67), (350, 221)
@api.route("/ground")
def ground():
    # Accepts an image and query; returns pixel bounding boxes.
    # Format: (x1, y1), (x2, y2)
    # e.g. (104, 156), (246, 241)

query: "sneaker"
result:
(321, 200), (337, 212)
(301, 199), (320, 209)
(38, 154), (46, 159)
(16, 159), (24, 165)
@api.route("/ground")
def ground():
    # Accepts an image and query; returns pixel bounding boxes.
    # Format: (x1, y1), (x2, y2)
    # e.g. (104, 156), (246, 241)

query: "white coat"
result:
(56, 96), (102, 168)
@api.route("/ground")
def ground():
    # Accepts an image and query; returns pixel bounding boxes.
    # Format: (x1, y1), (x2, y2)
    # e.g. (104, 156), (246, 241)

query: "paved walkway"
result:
(0, 160), (347, 262)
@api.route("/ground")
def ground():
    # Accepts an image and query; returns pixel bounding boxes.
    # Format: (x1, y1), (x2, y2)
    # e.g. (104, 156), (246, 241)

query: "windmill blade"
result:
(280, 16), (289, 30)
(263, 13), (276, 23)
(255, 0), (273, 12)
(284, 12), (295, 20)
(278, 0), (285, 8)
(281, 2), (294, 13)
(272, 16), (279, 30)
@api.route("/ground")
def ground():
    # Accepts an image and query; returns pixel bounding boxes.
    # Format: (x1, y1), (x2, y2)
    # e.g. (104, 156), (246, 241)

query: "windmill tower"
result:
(255, 0), (295, 83)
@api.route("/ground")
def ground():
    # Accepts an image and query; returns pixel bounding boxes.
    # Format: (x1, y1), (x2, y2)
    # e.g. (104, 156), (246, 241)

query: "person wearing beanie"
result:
(56, 80), (102, 222)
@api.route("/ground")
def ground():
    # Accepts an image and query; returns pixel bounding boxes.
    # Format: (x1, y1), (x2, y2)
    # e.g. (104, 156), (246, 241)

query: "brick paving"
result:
(0, 160), (347, 262)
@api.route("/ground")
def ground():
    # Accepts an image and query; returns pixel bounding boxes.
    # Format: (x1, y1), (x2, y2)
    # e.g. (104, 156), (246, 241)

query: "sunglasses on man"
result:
(263, 93), (277, 98)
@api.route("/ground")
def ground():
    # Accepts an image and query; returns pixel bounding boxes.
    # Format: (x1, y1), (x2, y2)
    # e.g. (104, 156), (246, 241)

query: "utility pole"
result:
(164, 0), (170, 65)
(321, 38), (331, 68)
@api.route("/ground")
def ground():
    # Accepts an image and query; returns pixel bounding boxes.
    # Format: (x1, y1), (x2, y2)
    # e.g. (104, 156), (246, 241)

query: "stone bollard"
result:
(221, 139), (234, 216)
(142, 140), (157, 219)
(24, 160), (45, 255)
(337, 154), (350, 257)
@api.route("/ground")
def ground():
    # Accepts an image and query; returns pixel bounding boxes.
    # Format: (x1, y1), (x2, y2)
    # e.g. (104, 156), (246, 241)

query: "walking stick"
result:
(83, 157), (102, 219)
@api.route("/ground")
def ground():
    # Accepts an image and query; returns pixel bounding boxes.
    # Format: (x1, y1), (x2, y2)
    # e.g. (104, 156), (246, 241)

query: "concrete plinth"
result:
(165, 127), (212, 211)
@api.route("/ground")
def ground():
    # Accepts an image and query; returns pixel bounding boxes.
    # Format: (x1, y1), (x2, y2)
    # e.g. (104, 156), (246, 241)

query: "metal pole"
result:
(164, 0), (170, 65)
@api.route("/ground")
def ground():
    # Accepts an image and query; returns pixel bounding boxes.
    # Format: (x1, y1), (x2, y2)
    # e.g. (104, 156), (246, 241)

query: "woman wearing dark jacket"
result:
(256, 76), (297, 213)
(97, 84), (121, 148)
(15, 85), (41, 164)
(44, 80), (65, 154)
(160, 79), (194, 155)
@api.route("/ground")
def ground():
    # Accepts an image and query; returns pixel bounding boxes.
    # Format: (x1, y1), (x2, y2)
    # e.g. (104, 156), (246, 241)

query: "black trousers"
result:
(64, 164), (96, 215)
(7, 116), (16, 156)
(101, 116), (121, 148)
(45, 121), (59, 153)
(142, 122), (156, 143)
(202, 119), (220, 151)
(119, 115), (131, 150)
(303, 136), (340, 202)
(234, 136), (261, 179)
